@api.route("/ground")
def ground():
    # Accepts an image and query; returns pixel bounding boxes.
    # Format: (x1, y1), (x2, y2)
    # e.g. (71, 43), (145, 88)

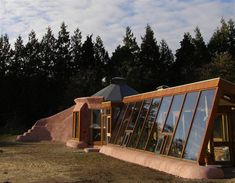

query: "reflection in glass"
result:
(91, 110), (101, 141)
(115, 103), (135, 145)
(155, 96), (173, 129)
(127, 102), (143, 130)
(137, 98), (161, 149)
(214, 146), (230, 161)
(213, 114), (229, 142)
(128, 99), (152, 148)
(145, 97), (173, 153)
(183, 89), (215, 160)
(110, 104), (127, 144)
(169, 92), (199, 158)
(163, 94), (184, 133)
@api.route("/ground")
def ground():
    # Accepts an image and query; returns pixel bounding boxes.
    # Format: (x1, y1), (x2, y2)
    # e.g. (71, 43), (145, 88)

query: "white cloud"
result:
(0, 0), (234, 53)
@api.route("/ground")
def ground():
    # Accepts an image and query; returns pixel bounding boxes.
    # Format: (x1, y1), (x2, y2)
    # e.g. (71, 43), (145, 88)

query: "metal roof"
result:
(92, 77), (138, 102)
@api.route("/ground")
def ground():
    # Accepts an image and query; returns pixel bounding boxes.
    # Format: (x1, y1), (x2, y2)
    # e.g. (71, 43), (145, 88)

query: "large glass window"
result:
(163, 94), (184, 133)
(145, 96), (173, 153)
(115, 103), (135, 145)
(183, 89), (215, 161)
(155, 96), (173, 129)
(110, 104), (127, 144)
(127, 99), (152, 148)
(91, 110), (101, 142)
(127, 102), (143, 130)
(137, 98), (162, 150)
(169, 92), (199, 158)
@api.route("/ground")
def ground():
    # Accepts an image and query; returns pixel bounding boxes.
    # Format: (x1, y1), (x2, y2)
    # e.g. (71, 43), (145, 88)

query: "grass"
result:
(0, 135), (234, 183)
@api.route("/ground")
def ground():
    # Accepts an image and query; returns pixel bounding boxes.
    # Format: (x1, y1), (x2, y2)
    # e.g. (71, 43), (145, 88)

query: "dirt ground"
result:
(0, 135), (234, 183)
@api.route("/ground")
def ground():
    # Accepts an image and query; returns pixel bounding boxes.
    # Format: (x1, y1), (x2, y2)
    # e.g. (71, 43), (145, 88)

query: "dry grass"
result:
(0, 135), (233, 183)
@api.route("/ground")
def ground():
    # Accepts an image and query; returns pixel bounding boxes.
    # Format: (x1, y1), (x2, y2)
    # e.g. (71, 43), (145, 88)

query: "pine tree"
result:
(208, 18), (235, 59)
(0, 34), (12, 78)
(192, 27), (210, 66)
(173, 32), (196, 84)
(200, 52), (235, 82)
(70, 28), (82, 75)
(10, 35), (25, 77)
(54, 22), (71, 83)
(139, 25), (160, 91)
(41, 27), (57, 78)
(159, 39), (174, 84)
(24, 30), (41, 77)
(111, 27), (140, 89)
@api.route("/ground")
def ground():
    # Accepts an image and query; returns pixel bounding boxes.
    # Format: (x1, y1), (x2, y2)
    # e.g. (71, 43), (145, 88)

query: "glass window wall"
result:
(169, 92), (199, 158)
(127, 99), (152, 148)
(183, 89), (215, 160)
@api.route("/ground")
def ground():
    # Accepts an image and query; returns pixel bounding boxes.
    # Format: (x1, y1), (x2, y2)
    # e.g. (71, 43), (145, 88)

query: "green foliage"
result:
(0, 19), (234, 133)
(200, 52), (235, 82)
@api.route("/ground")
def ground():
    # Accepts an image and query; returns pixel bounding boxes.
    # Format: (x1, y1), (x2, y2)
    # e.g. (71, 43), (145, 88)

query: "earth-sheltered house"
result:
(17, 77), (235, 179)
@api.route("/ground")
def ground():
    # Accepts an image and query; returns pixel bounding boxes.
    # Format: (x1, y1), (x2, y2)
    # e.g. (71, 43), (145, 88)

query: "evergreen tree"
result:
(0, 34), (12, 78)
(10, 35), (25, 77)
(173, 32), (196, 84)
(41, 27), (57, 78)
(192, 27), (210, 66)
(24, 30), (41, 77)
(70, 28), (82, 75)
(111, 27), (140, 89)
(159, 39), (174, 84)
(138, 25), (160, 91)
(200, 52), (235, 82)
(54, 22), (71, 83)
(208, 18), (235, 59)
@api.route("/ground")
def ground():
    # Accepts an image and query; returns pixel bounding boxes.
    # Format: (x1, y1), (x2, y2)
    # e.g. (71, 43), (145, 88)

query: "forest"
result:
(0, 18), (234, 133)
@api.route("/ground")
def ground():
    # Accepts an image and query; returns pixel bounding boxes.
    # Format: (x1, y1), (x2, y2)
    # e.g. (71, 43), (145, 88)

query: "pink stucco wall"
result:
(16, 106), (74, 143)
(100, 144), (224, 179)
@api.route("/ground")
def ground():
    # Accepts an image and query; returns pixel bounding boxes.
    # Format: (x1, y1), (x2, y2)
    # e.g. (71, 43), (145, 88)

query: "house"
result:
(17, 77), (235, 179)
(99, 78), (235, 179)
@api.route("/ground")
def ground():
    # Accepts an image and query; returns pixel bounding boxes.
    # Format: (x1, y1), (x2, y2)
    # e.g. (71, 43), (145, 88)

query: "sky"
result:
(0, 0), (235, 54)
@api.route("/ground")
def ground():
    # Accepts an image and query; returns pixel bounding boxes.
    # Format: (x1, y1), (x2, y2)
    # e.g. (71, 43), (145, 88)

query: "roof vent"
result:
(156, 85), (169, 91)
(111, 77), (126, 85)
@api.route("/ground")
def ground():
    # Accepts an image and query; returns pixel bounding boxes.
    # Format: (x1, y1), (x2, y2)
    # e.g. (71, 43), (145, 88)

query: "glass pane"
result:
(127, 99), (152, 148)
(110, 104), (127, 144)
(116, 103), (135, 145)
(169, 92), (199, 158)
(137, 98), (161, 150)
(163, 94), (184, 133)
(155, 96), (173, 129)
(214, 146), (230, 161)
(92, 110), (101, 128)
(92, 129), (101, 141)
(213, 114), (229, 142)
(183, 89), (215, 161)
(127, 102), (143, 130)
(163, 135), (172, 155)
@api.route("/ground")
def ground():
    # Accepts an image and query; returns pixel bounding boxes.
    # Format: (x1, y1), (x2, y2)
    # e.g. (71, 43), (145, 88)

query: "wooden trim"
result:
(144, 97), (163, 150)
(166, 94), (187, 155)
(123, 78), (221, 103)
(101, 101), (123, 108)
(198, 87), (220, 164)
(180, 91), (201, 159)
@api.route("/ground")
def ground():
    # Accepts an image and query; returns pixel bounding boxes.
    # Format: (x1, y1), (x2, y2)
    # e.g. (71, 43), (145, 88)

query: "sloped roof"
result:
(92, 77), (138, 102)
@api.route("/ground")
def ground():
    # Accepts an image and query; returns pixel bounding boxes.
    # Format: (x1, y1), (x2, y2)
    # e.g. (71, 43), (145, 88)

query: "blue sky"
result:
(0, 0), (235, 54)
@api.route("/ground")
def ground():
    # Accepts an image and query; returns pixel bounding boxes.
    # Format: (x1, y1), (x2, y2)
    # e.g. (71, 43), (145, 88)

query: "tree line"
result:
(0, 19), (234, 133)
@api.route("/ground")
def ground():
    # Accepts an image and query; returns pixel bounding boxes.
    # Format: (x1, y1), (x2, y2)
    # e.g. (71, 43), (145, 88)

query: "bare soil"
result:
(0, 135), (233, 183)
